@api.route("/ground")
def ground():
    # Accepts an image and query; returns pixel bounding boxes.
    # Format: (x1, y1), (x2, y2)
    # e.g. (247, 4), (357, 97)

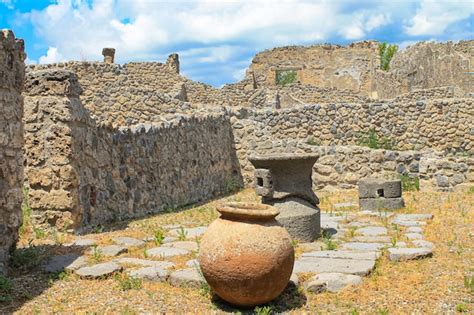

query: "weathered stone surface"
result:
(301, 250), (380, 260)
(305, 273), (362, 293)
(394, 214), (433, 221)
(185, 259), (200, 268)
(351, 236), (391, 243)
(357, 226), (388, 236)
(146, 247), (190, 258)
(112, 237), (145, 248)
(169, 268), (205, 288)
(113, 258), (175, 269)
(73, 239), (97, 247)
(75, 262), (122, 278)
(93, 245), (128, 257)
(162, 241), (199, 252)
(41, 254), (87, 273)
(406, 226), (423, 233)
(340, 242), (387, 251)
(412, 240), (435, 249)
(405, 233), (423, 240)
(289, 273), (299, 286)
(391, 219), (426, 227)
(294, 257), (376, 276)
(358, 179), (402, 199)
(128, 266), (170, 281)
(168, 226), (208, 238)
(359, 197), (405, 212)
(388, 247), (433, 261)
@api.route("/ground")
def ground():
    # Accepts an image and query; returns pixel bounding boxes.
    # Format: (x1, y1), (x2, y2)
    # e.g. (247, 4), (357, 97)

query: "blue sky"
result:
(1, 0), (473, 87)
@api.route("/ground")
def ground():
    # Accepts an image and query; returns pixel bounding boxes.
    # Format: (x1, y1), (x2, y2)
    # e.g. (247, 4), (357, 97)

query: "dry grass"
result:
(2, 188), (473, 314)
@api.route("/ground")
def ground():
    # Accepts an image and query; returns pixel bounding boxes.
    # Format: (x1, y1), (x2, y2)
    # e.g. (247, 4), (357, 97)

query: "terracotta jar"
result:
(198, 202), (295, 307)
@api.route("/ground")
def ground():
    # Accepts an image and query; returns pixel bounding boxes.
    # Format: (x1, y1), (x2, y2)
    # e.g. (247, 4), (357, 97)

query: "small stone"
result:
(162, 241), (199, 251)
(93, 245), (128, 257)
(405, 233), (423, 240)
(74, 239), (96, 247)
(305, 273), (362, 293)
(112, 237), (145, 247)
(128, 266), (170, 281)
(388, 247), (433, 261)
(406, 226), (423, 233)
(412, 240), (435, 249)
(76, 262), (122, 278)
(169, 268), (205, 288)
(146, 247), (190, 258)
(357, 226), (388, 236)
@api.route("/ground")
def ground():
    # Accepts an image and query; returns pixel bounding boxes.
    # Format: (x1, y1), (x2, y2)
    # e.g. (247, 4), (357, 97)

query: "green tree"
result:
(379, 42), (398, 71)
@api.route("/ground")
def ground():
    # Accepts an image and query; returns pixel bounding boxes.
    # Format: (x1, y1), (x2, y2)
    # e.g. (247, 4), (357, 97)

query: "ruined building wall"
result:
(247, 41), (380, 96)
(0, 30), (25, 273)
(375, 41), (473, 99)
(24, 69), (240, 229)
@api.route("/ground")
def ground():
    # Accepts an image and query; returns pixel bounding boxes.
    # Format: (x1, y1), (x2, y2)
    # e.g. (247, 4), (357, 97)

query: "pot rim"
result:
(217, 202), (279, 220)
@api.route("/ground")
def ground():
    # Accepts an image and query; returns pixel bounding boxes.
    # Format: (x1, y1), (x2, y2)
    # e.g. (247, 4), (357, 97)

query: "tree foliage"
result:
(276, 70), (297, 86)
(378, 42), (398, 71)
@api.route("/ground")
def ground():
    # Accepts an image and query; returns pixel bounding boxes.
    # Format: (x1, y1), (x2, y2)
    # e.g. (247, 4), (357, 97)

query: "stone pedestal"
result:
(249, 154), (320, 242)
(358, 178), (404, 211)
(102, 48), (115, 64)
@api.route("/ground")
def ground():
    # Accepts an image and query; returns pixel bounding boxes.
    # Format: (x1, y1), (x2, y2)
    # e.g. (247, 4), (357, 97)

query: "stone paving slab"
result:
(391, 219), (426, 227)
(357, 226), (388, 236)
(143, 236), (178, 244)
(41, 254), (86, 273)
(112, 237), (145, 248)
(406, 233), (423, 240)
(294, 257), (376, 276)
(168, 226), (207, 238)
(113, 258), (175, 269)
(92, 245), (128, 257)
(169, 268), (205, 288)
(359, 210), (395, 218)
(146, 247), (190, 258)
(162, 241), (199, 251)
(394, 214), (433, 221)
(406, 226), (423, 233)
(301, 250), (380, 260)
(73, 239), (97, 247)
(388, 247), (433, 261)
(128, 266), (170, 281)
(350, 236), (391, 243)
(185, 259), (200, 268)
(412, 240), (435, 249)
(76, 262), (122, 278)
(305, 272), (362, 293)
(340, 242), (387, 251)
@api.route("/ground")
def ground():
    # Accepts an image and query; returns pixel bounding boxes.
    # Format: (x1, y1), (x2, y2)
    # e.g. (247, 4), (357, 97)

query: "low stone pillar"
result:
(102, 48), (115, 63)
(249, 154), (321, 242)
(0, 30), (25, 274)
(166, 53), (180, 74)
(358, 178), (404, 211)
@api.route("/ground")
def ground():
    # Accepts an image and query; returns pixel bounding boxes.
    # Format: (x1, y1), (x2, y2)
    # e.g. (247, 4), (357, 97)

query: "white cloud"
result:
(0, 0), (13, 9)
(39, 47), (64, 64)
(404, 0), (474, 35)
(366, 14), (391, 31)
(25, 57), (37, 65)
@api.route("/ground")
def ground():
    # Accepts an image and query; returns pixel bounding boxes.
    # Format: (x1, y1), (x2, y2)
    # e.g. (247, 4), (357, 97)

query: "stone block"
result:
(254, 168), (273, 198)
(359, 197), (404, 212)
(358, 178), (402, 198)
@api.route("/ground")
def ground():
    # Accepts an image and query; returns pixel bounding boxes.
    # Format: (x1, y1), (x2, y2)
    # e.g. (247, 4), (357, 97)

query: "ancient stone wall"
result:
(0, 30), (25, 273)
(23, 69), (240, 230)
(375, 41), (473, 99)
(248, 41), (379, 96)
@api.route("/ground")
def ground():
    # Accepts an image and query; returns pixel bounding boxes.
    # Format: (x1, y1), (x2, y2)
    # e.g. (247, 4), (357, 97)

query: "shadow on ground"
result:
(0, 243), (88, 314)
(210, 283), (307, 314)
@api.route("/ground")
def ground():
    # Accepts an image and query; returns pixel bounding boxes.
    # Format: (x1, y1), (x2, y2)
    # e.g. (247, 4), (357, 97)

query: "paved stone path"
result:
(40, 208), (434, 295)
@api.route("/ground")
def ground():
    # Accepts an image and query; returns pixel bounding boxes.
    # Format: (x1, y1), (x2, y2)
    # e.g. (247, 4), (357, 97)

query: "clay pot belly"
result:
(198, 203), (294, 307)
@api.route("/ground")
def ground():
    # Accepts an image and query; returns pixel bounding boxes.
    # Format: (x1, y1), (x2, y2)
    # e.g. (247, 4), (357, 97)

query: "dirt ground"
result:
(1, 188), (473, 314)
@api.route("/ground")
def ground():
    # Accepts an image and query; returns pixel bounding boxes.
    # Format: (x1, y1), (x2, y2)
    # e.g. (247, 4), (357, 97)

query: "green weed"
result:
(115, 273), (142, 291)
(254, 305), (273, 315)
